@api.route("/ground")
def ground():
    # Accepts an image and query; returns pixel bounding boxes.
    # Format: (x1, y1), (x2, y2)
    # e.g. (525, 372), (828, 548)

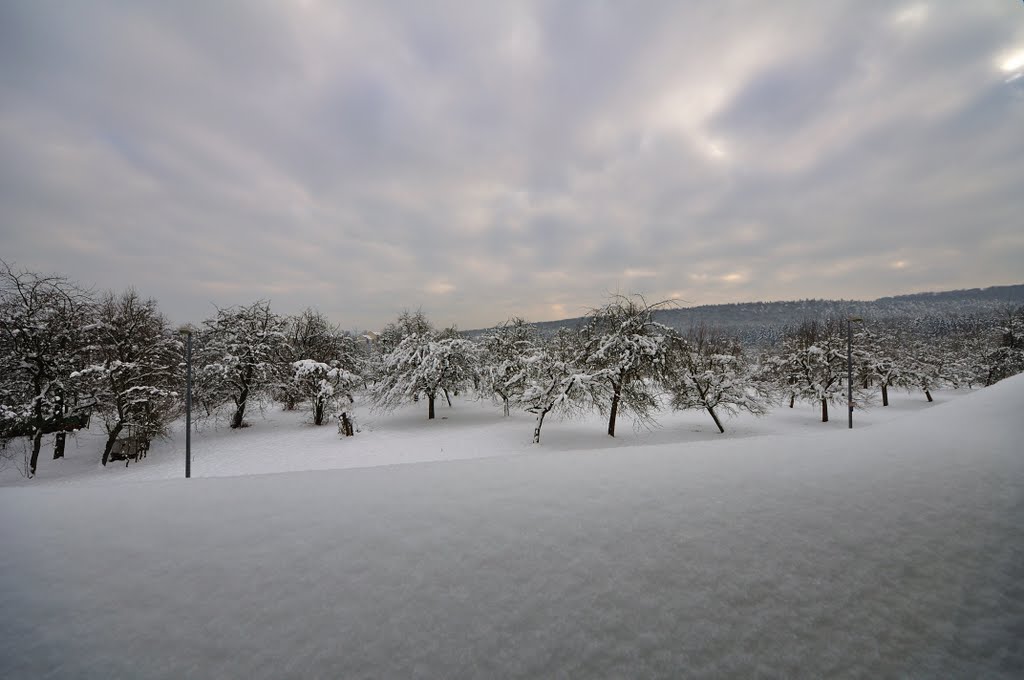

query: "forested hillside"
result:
(509, 284), (1024, 346)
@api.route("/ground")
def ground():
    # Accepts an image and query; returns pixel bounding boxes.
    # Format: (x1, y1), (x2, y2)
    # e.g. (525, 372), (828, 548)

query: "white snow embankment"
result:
(1, 376), (1022, 678)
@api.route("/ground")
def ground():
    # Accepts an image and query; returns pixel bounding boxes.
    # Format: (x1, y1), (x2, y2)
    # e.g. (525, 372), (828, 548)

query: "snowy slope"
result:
(1, 377), (1022, 678)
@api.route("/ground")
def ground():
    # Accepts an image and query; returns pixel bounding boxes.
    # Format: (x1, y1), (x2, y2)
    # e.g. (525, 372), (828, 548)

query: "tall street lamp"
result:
(178, 326), (193, 478)
(847, 316), (863, 429)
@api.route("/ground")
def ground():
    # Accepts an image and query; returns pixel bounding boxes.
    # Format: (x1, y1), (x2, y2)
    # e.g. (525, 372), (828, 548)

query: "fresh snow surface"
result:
(1, 381), (1023, 678)
(0, 389), (977, 486)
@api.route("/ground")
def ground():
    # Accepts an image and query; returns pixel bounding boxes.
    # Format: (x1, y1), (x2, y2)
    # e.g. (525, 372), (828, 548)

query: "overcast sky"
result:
(1, 1), (1022, 330)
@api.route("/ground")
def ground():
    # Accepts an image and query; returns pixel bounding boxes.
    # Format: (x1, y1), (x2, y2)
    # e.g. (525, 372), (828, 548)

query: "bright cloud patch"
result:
(1001, 50), (1024, 73)
(425, 281), (456, 295)
(623, 268), (658, 279)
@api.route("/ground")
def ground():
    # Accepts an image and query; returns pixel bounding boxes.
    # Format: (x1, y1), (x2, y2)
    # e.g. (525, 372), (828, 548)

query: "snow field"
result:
(0, 386), (966, 486)
(1, 378), (1022, 678)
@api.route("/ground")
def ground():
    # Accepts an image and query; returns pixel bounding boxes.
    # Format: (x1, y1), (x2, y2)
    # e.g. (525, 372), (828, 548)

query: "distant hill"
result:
(468, 284), (1024, 347)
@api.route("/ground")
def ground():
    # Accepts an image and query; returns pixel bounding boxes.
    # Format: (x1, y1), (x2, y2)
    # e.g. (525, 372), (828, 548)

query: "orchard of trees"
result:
(3, 262), (1023, 478)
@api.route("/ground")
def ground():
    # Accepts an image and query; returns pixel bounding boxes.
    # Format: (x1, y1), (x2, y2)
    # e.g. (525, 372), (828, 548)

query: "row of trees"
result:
(366, 300), (770, 444)
(0, 264), (365, 476)
(4, 262), (1023, 477)
(767, 308), (1024, 423)
(365, 298), (1022, 441)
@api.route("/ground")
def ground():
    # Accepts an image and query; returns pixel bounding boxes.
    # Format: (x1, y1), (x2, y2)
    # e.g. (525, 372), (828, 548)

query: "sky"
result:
(1, 1), (1022, 331)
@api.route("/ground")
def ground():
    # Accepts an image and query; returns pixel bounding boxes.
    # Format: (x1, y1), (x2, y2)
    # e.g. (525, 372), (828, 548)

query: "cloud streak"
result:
(1, 1), (1022, 330)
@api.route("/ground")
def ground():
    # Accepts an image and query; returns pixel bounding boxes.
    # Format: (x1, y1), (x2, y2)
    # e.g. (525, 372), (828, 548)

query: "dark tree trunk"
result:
(231, 385), (249, 429)
(53, 431), (66, 459)
(444, 388), (452, 407)
(881, 383), (889, 407)
(30, 429), (43, 477)
(533, 407), (550, 444)
(313, 397), (326, 426)
(427, 391), (436, 420)
(707, 406), (725, 433)
(692, 382), (724, 433)
(821, 398), (829, 423)
(102, 422), (124, 466)
(339, 411), (354, 436)
(924, 389), (933, 402)
(52, 400), (67, 459)
(789, 393), (795, 408)
(607, 383), (621, 437)
(232, 367), (253, 429)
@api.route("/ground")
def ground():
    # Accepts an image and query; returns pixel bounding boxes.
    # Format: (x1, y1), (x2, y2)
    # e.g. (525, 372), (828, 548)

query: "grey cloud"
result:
(713, 53), (858, 141)
(1, 1), (1022, 329)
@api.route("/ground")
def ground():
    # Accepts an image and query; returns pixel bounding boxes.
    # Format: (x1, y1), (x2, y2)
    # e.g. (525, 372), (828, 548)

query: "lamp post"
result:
(179, 326), (193, 478)
(847, 316), (863, 429)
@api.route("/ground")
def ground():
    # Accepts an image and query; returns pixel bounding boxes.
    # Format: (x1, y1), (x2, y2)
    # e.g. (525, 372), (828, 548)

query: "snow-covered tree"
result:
(521, 327), (607, 444)
(370, 313), (477, 419)
(951, 325), (991, 389)
(897, 314), (995, 399)
(903, 336), (954, 402)
(769, 318), (857, 422)
(279, 308), (364, 416)
(74, 290), (181, 465)
(667, 325), (772, 433)
(0, 263), (94, 476)
(375, 309), (433, 356)
(981, 305), (1024, 385)
(854, 323), (909, 407)
(196, 300), (288, 429)
(477, 317), (536, 416)
(292, 359), (361, 426)
(581, 295), (671, 437)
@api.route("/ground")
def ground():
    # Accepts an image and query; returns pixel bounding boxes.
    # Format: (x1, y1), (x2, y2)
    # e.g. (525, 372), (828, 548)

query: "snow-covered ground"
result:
(1, 381), (1022, 678)
(0, 387), (972, 486)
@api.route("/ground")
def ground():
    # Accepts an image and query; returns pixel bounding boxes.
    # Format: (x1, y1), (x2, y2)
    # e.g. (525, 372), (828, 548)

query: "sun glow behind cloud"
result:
(1001, 50), (1024, 73)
